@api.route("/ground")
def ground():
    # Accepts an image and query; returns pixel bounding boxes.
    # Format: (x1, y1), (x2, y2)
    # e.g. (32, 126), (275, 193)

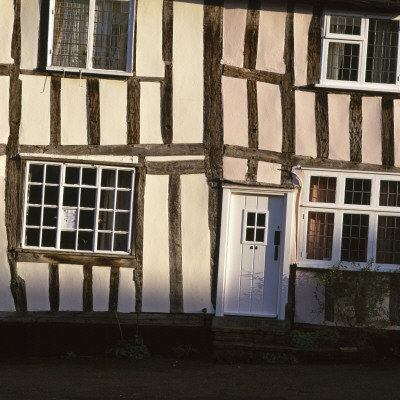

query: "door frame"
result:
(216, 185), (295, 320)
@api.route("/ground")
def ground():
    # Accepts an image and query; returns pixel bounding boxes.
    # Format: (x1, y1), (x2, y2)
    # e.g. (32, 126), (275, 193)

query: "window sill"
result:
(316, 82), (400, 94)
(298, 262), (400, 273)
(46, 66), (133, 78)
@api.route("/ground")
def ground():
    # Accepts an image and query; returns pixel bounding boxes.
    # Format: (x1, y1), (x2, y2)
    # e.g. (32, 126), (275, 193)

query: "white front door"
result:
(223, 194), (284, 317)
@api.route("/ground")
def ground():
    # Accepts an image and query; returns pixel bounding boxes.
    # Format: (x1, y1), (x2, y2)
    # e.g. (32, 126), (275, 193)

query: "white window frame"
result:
(299, 169), (400, 272)
(22, 161), (135, 254)
(319, 10), (400, 92)
(47, 0), (135, 76)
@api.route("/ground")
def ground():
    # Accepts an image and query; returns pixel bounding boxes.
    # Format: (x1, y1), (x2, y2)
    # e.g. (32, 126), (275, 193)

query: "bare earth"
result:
(0, 357), (399, 400)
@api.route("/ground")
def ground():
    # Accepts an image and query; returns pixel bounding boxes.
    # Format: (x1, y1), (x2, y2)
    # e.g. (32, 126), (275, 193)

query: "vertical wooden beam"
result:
(49, 264), (59, 311)
(243, 0), (260, 71)
(127, 78), (140, 144)
(168, 175), (183, 313)
(382, 96), (394, 167)
(109, 266), (120, 312)
(83, 265), (93, 312)
(246, 80), (258, 182)
(307, 8), (322, 86)
(315, 92), (329, 159)
(349, 94), (362, 163)
(50, 77), (61, 146)
(87, 79), (100, 145)
(37, 0), (49, 69)
(162, 0), (173, 63)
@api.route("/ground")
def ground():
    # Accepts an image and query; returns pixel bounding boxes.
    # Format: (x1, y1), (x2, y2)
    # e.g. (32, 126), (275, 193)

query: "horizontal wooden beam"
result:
(225, 144), (287, 164)
(146, 160), (205, 175)
(0, 64), (10, 76)
(223, 64), (281, 85)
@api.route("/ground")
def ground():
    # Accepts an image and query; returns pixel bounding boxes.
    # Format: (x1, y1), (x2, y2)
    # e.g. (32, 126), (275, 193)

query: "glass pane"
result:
(247, 212), (256, 227)
(79, 209), (94, 229)
(113, 233), (128, 252)
(82, 168), (97, 186)
(29, 164), (44, 183)
(327, 42), (359, 81)
(60, 231), (76, 250)
(98, 210), (113, 230)
(377, 216), (400, 264)
(78, 231), (93, 251)
(116, 190), (130, 210)
(115, 211), (129, 231)
(380, 180), (400, 207)
(341, 214), (369, 262)
(42, 229), (56, 247)
(44, 186), (59, 205)
(306, 212), (334, 260)
(330, 15), (361, 35)
(26, 207), (41, 226)
(63, 187), (79, 206)
(45, 165), (60, 184)
(43, 208), (58, 227)
(65, 167), (80, 184)
(118, 170), (132, 188)
(101, 169), (116, 187)
(100, 189), (114, 209)
(25, 228), (40, 246)
(246, 228), (255, 242)
(27, 185), (42, 205)
(255, 228), (265, 242)
(366, 19), (398, 84)
(97, 232), (112, 251)
(344, 178), (371, 205)
(309, 176), (337, 203)
(80, 188), (96, 208)
(256, 213), (266, 227)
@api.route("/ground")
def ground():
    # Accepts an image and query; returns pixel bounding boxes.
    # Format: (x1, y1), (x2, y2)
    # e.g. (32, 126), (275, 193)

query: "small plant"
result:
(289, 329), (339, 348)
(106, 335), (150, 360)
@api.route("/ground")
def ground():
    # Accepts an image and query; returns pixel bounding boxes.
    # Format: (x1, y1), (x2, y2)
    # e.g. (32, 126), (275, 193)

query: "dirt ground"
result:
(0, 356), (399, 400)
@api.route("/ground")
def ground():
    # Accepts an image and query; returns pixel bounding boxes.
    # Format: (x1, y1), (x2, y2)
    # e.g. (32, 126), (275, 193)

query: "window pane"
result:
(330, 15), (361, 35)
(344, 178), (371, 205)
(25, 228), (40, 246)
(380, 180), (400, 207)
(327, 42), (360, 81)
(100, 189), (115, 209)
(341, 213), (369, 262)
(247, 212), (256, 226)
(63, 187), (79, 206)
(113, 233), (128, 252)
(309, 176), (336, 203)
(60, 231), (76, 250)
(116, 190), (130, 210)
(246, 228), (255, 242)
(29, 164), (44, 183)
(306, 212), (334, 260)
(52, 0), (90, 68)
(43, 208), (58, 227)
(82, 168), (97, 186)
(80, 188), (96, 208)
(26, 207), (41, 226)
(27, 185), (42, 205)
(98, 210), (113, 231)
(46, 165), (61, 184)
(255, 228), (265, 242)
(92, 0), (130, 71)
(115, 212), (129, 231)
(366, 19), (398, 84)
(44, 186), (59, 206)
(257, 213), (266, 227)
(98, 232), (112, 251)
(101, 169), (116, 187)
(78, 231), (93, 251)
(377, 216), (400, 264)
(42, 229), (57, 247)
(65, 167), (80, 184)
(79, 209), (94, 229)
(118, 170), (132, 188)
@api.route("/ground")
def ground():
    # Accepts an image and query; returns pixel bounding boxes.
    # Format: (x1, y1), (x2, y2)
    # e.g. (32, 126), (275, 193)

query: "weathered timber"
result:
(382, 97), (394, 167)
(0, 144), (8, 156)
(243, 0), (260, 70)
(247, 80), (258, 149)
(49, 264), (59, 312)
(146, 160), (205, 175)
(50, 77), (61, 146)
(0, 64), (9, 76)
(315, 92), (329, 158)
(37, 0), (49, 69)
(109, 266), (120, 312)
(390, 275), (400, 325)
(87, 79), (100, 145)
(127, 78), (140, 144)
(204, 1), (224, 182)
(225, 145), (289, 164)
(16, 249), (136, 268)
(246, 158), (258, 183)
(286, 264), (297, 326)
(307, 9), (322, 85)
(83, 265), (93, 312)
(168, 175), (183, 313)
(162, 64), (173, 144)
(163, 0), (173, 63)
(223, 65), (281, 84)
(349, 94), (362, 163)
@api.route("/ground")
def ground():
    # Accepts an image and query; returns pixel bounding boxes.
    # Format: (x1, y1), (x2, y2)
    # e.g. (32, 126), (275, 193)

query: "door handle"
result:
(249, 246), (258, 250)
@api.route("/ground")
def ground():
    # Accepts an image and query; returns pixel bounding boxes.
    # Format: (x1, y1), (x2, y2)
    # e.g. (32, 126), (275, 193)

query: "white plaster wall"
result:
(142, 175), (170, 312)
(256, 0), (286, 74)
(61, 78), (88, 145)
(294, 5), (313, 86)
(258, 82), (282, 152)
(92, 266), (110, 311)
(222, 0), (247, 67)
(181, 174), (213, 313)
(0, 77), (9, 144)
(21, 0), (40, 70)
(20, 75), (50, 145)
(173, 0), (203, 143)
(362, 97), (382, 165)
(100, 80), (127, 145)
(222, 76), (248, 147)
(59, 264), (83, 311)
(223, 157), (247, 181)
(140, 82), (162, 144)
(135, 0), (164, 78)
(295, 91), (316, 157)
(0, 156), (14, 310)
(118, 268), (136, 313)
(257, 162), (281, 185)
(394, 100), (400, 167)
(17, 263), (50, 311)
(294, 270), (325, 325)
(0, 0), (13, 64)
(329, 94), (350, 161)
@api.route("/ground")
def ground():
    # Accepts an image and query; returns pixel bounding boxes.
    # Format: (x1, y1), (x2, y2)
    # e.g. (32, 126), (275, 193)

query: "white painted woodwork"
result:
(20, 153), (139, 164)
(329, 94), (350, 161)
(140, 82), (162, 144)
(394, 100), (400, 167)
(256, 0), (286, 73)
(0, 0), (13, 63)
(17, 262), (50, 311)
(362, 97), (382, 165)
(222, 0), (247, 68)
(135, 0), (164, 78)
(223, 157), (248, 181)
(222, 76), (248, 147)
(21, 0), (40, 70)
(61, 78), (88, 145)
(118, 268), (136, 313)
(59, 264), (84, 311)
(0, 77), (9, 144)
(181, 174), (213, 313)
(295, 91), (317, 157)
(257, 162), (281, 185)
(173, 0), (203, 143)
(92, 266), (111, 311)
(100, 80), (127, 145)
(258, 82), (282, 152)
(142, 175), (170, 312)
(20, 75), (50, 145)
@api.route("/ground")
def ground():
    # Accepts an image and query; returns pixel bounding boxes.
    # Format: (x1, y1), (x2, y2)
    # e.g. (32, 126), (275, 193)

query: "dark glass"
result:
(25, 228), (40, 246)
(113, 233), (128, 252)
(28, 185), (43, 205)
(63, 187), (79, 206)
(100, 189), (114, 209)
(101, 169), (116, 187)
(44, 186), (59, 205)
(45, 165), (60, 184)
(26, 206), (41, 226)
(82, 168), (97, 186)
(80, 188), (96, 208)
(118, 170), (132, 188)
(42, 229), (56, 247)
(255, 228), (265, 242)
(65, 167), (80, 184)
(115, 212), (129, 231)
(116, 190), (130, 210)
(79, 209), (94, 229)
(246, 228), (255, 242)
(29, 164), (44, 183)
(43, 207), (58, 227)
(247, 212), (256, 226)
(257, 213), (266, 227)
(97, 232), (112, 251)
(98, 210), (113, 231)
(78, 231), (93, 251)
(60, 231), (76, 250)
